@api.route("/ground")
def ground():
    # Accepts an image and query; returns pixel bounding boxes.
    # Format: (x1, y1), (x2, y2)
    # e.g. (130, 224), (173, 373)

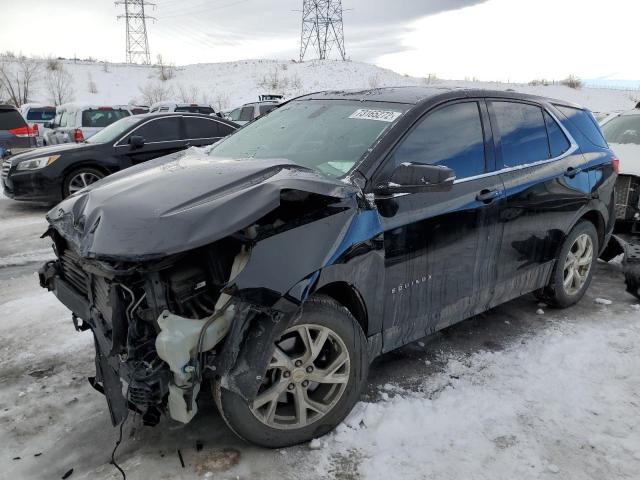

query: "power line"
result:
(116, 0), (156, 64)
(300, 0), (346, 61)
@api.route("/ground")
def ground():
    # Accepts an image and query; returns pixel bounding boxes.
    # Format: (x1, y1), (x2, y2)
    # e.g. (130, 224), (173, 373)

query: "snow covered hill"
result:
(5, 57), (640, 113)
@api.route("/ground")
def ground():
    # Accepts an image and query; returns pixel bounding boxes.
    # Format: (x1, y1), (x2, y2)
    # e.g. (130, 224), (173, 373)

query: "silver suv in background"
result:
(149, 101), (215, 115)
(44, 104), (131, 144)
(225, 101), (279, 126)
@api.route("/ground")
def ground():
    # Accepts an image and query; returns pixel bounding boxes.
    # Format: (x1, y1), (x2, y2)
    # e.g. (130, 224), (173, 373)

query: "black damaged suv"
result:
(39, 87), (616, 447)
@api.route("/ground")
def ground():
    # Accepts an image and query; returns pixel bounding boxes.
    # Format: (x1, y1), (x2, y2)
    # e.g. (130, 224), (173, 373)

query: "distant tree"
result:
(0, 55), (40, 106)
(176, 83), (201, 103)
(561, 75), (583, 89)
(87, 73), (98, 94)
(45, 65), (74, 105)
(138, 82), (174, 105)
(156, 54), (175, 81)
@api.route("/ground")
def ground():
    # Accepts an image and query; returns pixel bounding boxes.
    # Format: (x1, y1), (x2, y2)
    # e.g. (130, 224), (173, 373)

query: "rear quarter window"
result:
(0, 110), (27, 130)
(555, 105), (608, 148)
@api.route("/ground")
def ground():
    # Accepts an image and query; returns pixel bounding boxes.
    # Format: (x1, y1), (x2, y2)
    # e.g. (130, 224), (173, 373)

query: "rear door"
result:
(183, 116), (236, 147)
(375, 99), (505, 350)
(114, 116), (186, 166)
(489, 100), (591, 303)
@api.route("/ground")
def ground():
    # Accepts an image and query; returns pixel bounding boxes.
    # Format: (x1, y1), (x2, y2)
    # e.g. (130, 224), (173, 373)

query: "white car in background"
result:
(19, 103), (56, 146)
(149, 101), (215, 115)
(601, 109), (640, 228)
(44, 103), (131, 145)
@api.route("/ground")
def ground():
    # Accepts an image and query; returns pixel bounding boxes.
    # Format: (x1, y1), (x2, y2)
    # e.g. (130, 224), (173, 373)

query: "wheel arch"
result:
(575, 209), (606, 252)
(313, 281), (369, 336)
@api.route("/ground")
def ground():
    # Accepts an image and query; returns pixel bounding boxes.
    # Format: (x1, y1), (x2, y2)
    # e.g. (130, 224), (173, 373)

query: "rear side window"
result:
(82, 109), (130, 128)
(0, 109), (27, 130)
(491, 101), (549, 167)
(184, 117), (222, 138)
(26, 108), (56, 121)
(391, 101), (486, 179)
(239, 106), (255, 122)
(555, 105), (608, 148)
(543, 111), (571, 157)
(132, 117), (181, 142)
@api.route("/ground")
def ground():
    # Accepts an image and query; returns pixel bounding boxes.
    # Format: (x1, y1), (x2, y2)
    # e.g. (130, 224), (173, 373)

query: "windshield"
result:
(209, 100), (407, 177)
(602, 114), (640, 145)
(86, 115), (140, 143)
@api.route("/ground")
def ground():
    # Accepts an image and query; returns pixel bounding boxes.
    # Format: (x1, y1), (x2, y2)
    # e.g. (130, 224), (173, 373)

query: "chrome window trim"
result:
(453, 105), (579, 184)
(114, 116), (233, 147)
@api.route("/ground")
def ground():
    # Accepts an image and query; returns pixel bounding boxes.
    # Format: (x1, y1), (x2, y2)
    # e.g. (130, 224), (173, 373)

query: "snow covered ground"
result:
(6, 57), (640, 113)
(1, 190), (639, 479)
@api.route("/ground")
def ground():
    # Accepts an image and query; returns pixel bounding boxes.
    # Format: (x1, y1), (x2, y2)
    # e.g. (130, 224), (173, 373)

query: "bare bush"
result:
(87, 73), (98, 94)
(259, 66), (288, 90)
(102, 61), (110, 73)
(45, 65), (74, 105)
(529, 78), (551, 86)
(156, 54), (175, 81)
(368, 73), (381, 89)
(45, 56), (61, 71)
(138, 82), (174, 105)
(561, 75), (582, 89)
(213, 92), (230, 111)
(0, 55), (41, 106)
(176, 83), (201, 103)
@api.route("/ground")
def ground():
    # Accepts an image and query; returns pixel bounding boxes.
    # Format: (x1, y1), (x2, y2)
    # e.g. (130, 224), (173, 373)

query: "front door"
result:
(114, 116), (187, 167)
(373, 100), (505, 352)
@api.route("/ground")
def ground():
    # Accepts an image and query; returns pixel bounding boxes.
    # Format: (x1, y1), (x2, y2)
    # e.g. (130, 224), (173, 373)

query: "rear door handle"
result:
(476, 189), (502, 203)
(565, 166), (582, 178)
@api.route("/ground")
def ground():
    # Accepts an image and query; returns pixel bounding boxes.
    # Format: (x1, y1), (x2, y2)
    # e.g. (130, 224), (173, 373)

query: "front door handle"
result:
(565, 166), (583, 178)
(476, 188), (502, 203)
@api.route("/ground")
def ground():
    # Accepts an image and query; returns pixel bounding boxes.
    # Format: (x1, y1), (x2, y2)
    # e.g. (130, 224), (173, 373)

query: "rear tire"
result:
(536, 221), (598, 308)
(62, 167), (105, 198)
(213, 295), (368, 448)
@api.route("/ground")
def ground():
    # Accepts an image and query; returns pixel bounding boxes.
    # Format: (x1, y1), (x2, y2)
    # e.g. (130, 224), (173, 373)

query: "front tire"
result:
(213, 295), (368, 448)
(62, 167), (105, 198)
(537, 221), (598, 308)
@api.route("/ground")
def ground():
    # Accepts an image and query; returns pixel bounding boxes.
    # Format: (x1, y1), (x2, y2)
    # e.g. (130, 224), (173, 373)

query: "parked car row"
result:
(36, 87), (619, 448)
(2, 112), (238, 202)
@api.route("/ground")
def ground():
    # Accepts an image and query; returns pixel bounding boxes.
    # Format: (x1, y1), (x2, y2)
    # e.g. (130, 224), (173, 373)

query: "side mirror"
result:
(43, 122), (53, 129)
(129, 135), (145, 149)
(376, 163), (455, 195)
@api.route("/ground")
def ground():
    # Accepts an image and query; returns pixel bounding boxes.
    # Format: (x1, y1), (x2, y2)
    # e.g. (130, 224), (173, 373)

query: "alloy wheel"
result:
(562, 233), (594, 296)
(250, 323), (351, 430)
(68, 171), (102, 194)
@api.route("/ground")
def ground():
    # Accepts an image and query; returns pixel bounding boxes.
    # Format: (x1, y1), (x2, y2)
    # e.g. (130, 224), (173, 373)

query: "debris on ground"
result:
(194, 449), (241, 474)
(536, 308), (545, 315)
(594, 298), (613, 305)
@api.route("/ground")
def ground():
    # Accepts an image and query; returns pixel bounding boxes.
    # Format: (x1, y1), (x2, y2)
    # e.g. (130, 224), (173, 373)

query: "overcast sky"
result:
(1, 0), (639, 83)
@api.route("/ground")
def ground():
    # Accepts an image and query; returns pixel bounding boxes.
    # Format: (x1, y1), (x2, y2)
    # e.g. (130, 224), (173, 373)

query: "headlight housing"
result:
(16, 155), (60, 171)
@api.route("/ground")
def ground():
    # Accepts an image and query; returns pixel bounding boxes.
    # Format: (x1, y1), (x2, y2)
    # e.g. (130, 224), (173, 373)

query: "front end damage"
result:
(38, 155), (372, 426)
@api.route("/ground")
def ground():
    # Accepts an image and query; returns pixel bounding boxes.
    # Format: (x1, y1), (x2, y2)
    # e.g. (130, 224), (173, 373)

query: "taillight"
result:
(73, 128), (85, 143)
(8, 126), (31, 137)
(30, 123), (39, 136)
(611, 156), (619, 175)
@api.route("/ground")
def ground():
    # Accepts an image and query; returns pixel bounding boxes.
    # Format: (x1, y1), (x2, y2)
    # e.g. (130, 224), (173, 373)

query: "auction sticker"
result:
(349, 109), (402, 122)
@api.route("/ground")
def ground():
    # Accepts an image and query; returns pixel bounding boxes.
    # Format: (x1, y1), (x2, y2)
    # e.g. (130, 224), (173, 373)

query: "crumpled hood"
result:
(46, 149), (358, 260)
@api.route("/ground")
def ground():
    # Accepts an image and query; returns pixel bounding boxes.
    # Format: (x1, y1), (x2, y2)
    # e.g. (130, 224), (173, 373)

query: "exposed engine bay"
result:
(38, 163), (367, 427)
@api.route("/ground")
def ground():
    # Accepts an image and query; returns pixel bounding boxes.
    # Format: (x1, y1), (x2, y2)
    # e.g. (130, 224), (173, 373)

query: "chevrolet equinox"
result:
(39, 87), (617, 447)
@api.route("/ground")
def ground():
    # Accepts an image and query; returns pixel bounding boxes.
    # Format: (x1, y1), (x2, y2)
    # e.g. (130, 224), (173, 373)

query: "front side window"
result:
(259, 104), (276, 115)
(209, 100), (407, 178)
(87, 116), (140, 144)
(228, 108), (241, 121)
(601, 115), (640, 145)
(491, 101), (550, 167)
(391, 102), (486, 179)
